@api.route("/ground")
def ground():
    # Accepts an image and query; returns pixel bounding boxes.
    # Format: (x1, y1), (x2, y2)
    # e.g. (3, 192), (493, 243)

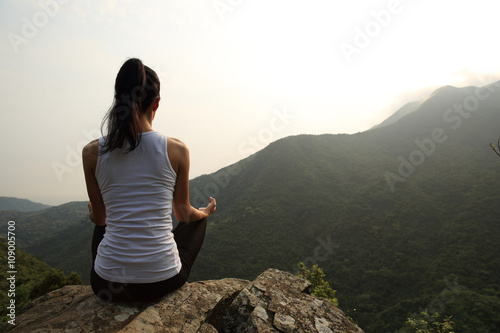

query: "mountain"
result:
(370, 101), (421, 129)
(25, 218), (93, 284)
(0, 201), (90, 287)
(187, 81), (500, 332)
(16, 81), (500, 332)
(0, 201), (88, 248)
(0, 197), (51, 212)
(0, 237), (61, 322)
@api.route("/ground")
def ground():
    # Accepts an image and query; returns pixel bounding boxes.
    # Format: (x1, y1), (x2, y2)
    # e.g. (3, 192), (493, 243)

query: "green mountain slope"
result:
(26, 218), (93, 284)
(0, 197), (51, 212)
(186, 81), (500, 332)
(17, 81), (500, 332)
(0, 238), (82, 323)
(0, 201), (88, 248)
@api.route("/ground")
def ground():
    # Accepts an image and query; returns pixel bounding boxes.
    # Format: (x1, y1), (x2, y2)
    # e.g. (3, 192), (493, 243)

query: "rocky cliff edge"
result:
(2, 268), (364, 333)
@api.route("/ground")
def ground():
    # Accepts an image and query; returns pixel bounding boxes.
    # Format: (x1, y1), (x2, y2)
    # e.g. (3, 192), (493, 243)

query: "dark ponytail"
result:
(101, 58), (160, 153)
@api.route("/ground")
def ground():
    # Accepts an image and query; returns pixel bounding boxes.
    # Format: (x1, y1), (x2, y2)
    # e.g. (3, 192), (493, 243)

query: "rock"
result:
(221, 269), (363, 333)
(1, 269), (364, 333)
(3, 278), (248, 333)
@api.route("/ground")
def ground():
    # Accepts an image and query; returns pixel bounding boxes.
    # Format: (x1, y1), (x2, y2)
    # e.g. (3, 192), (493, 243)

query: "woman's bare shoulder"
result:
(167, 137), (188, 153)
(166, 137), (189, 173)
(82, 139), (99, 159)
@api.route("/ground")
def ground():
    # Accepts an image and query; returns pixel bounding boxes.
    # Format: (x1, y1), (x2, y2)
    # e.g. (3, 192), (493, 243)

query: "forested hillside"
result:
(0, 202), (91, 285)
(187, 82), (500, 332)
(0, 201), (88, 248)
(9, 82), (500, 332)
(25, 218), (93, 284)
(0, 238), (81, 323)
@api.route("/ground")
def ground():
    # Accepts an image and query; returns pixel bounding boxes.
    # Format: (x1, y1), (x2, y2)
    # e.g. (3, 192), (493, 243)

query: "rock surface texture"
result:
(221, 269), (363, 333)
(2, 269), (363, 333)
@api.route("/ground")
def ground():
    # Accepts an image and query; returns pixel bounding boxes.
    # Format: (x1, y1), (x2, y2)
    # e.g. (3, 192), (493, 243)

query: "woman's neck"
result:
(140, 110), (155, 132)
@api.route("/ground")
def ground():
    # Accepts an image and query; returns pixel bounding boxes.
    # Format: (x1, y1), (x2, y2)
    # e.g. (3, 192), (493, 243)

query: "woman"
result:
(82, 58), (216, 302)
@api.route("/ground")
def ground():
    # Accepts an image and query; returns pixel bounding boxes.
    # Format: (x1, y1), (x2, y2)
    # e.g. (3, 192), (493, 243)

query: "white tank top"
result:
(94, 131), (181, 283)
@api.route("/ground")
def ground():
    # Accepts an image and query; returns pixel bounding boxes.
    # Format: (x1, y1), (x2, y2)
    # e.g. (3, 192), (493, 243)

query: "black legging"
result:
(90, 218), (207, 303)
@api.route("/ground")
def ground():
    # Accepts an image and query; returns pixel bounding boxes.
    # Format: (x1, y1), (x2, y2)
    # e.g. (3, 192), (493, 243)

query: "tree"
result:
(296, 262), (339, 306)
(29, 269), (82, 300)
(406, 311), (454, 333)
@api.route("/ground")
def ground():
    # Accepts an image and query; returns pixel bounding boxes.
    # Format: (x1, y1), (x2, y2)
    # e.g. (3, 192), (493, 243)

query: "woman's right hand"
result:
(199, 197), (216, 218)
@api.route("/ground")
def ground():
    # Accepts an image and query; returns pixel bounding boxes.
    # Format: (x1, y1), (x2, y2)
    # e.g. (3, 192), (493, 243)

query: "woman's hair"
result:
(101, 58), (160, 153)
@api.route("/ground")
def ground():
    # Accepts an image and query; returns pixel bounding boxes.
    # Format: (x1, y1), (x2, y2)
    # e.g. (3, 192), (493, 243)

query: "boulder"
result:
(221, 269), (363, 333)
(1, 269), (363, 332)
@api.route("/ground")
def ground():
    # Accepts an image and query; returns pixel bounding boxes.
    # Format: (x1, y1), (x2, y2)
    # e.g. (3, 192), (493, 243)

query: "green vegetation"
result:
(0, 238), (82, 323)
(0, 200), (90, 283)
(296, 262), (338, 306)
(187, 83), (500, 332)
(29, 269), (82, 300)
(405, 311), (454, 333)
(25, 218), (94, 284)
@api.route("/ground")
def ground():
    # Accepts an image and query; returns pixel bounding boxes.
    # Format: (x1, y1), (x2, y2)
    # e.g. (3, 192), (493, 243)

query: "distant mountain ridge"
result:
(370, 101), (421, 129)
(186, 79), (500, 332)
(371, 81), (500, 130)
(0, 197), (51, 212)
(0, 201), (88, 248)
(9, 80), (500, 332)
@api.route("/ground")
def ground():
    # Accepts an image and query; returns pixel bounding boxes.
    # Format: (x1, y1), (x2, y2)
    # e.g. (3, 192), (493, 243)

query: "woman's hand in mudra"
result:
(198, 197), (216, 218)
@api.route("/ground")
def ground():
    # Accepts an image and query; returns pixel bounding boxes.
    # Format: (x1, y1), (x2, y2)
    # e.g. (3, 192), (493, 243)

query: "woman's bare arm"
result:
(169, 137), (216, 222)
(82, 140), (107, 226)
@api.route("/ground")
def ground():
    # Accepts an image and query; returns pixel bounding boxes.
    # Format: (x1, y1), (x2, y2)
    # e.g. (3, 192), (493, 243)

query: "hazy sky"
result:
(1, 0), (500, 205)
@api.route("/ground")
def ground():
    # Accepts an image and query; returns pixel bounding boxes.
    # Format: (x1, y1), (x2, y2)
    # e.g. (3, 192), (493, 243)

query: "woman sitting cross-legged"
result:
(82, 58), (216, 303)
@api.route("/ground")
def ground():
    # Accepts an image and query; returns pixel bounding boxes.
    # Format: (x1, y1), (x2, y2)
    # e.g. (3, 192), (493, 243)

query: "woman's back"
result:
(84, 58), (215, 302)
(94, 131), (181, 283)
